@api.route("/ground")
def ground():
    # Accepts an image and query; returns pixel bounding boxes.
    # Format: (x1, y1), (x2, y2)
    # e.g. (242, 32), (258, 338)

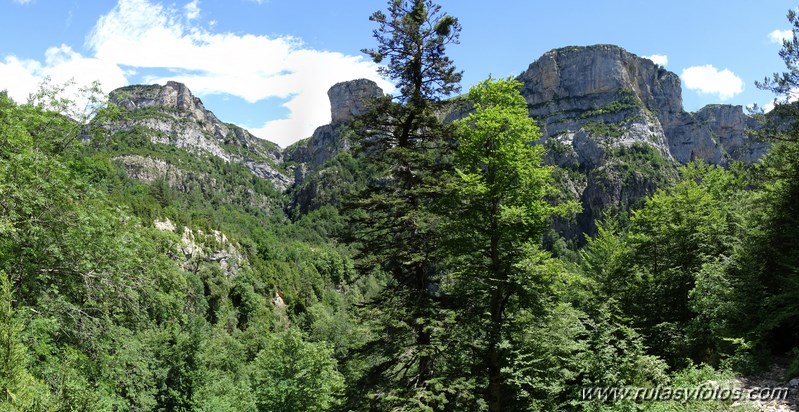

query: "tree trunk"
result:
(416, 263), (433, 387)
(487, 211), (504, 412)
(487, 289), (503, 412)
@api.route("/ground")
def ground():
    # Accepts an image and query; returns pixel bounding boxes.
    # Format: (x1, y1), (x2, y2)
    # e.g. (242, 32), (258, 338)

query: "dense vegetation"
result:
(2, 1), (799, 411)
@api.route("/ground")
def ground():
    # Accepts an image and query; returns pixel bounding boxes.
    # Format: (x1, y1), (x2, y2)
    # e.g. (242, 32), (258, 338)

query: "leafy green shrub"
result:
(582, 121), (625, 138)
(249, 328), (344, 412)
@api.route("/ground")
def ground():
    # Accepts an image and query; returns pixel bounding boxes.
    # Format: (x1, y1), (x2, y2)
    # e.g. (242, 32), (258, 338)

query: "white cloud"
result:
(86, 0), (391, 146)
(0, 45), (127, 104)
(12, 0), (33, 4)
(0, 0), (388, 146)
(0, 56), (41, 102)
(680, 65), (744, 101)
(184, 0), (200, 20)
(41, 45), (128, 92)
(643, 54), (668, 67)
(769, 29), (793, 45)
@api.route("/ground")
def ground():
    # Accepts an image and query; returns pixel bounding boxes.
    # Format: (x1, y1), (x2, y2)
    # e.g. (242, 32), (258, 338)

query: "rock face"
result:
(694, 104), (769, 163)
(112, 81), (215, 124)
(179, 226), (243, 277)
(514, 45), (768, 239)
(276, 79), (384, 216)
(289, 79), (384, 174)
(151, 218), (242, 277)
(114, 155), (275, 211)
(286, 80), (384, 214)
(288, 124), (346, 178)
(328, 79), (384, 124)
(518, 44), (765, 166)
(109, 81), (292, 190)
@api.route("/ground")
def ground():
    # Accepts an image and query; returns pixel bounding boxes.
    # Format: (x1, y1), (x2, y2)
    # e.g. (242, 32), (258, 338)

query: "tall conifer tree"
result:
(345, 0), (462, 409)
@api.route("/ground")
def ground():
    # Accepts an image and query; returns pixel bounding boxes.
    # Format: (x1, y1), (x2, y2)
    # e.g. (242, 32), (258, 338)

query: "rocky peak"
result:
(515, 44), (768, 239)
(290, 79), (385, 168)
(328, 79), (384, 124)
(107, 81), (291, 191)
(286, 79), (385, 214)
(517, 44), (766, 166)
(520, 44), (682, 120)
(518, 45), (675, 166)
(111, 81), (218, 125)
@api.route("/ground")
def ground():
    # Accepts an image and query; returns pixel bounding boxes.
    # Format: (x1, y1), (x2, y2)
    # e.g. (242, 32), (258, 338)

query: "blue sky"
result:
(0, 0), (795, 147)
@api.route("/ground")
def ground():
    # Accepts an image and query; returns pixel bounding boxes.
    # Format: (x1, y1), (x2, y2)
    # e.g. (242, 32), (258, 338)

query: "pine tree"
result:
(749, 6), (799, 362)
(345, 0), (462, 409)
(757, 8), (799, 139)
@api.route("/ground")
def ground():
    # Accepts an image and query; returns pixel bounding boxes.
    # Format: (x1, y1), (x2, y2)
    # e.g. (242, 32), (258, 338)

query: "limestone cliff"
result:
(288, 79), (383, 174)
(518, 44), (764, 166)
(328, 79), (384, 125)
(694, 104), (769, 163)
(285, 79), (383, 214)
(109, 81), (292, 190)
(515, 45), (767, 238)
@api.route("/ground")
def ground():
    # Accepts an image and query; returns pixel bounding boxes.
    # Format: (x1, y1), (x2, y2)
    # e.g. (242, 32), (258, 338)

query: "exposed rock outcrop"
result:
(695, 104), (769, 163)
(518, 44), (765, 166)
(290, 79), (382, 183)
(285, 79), (385, 215)
(515, 45), (767, 238)
(289, 79), (384, 174)
(114, 155), (275, 211)
(115, 155), (188, 187)
(328, 79), (384, 124)
(288, 124), (348, 178)
(112, 81), (218, 127)
(152, 219), (244, 277)
(179, 226), (243, 277)
(109, 81), (292, 190)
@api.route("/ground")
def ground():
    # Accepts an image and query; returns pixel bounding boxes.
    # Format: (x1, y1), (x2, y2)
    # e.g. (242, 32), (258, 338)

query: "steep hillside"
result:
(0, 82), (379, 409)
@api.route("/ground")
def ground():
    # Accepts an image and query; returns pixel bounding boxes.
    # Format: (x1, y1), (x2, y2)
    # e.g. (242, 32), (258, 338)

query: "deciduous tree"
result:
(447, 78), (578, 411)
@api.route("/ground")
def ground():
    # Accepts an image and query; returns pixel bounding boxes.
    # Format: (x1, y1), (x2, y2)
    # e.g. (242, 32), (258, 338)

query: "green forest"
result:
(2, 1), (799, 411)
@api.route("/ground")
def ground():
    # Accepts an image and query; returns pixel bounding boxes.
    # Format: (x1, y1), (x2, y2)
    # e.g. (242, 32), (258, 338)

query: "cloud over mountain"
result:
(0, 0), (392, 147)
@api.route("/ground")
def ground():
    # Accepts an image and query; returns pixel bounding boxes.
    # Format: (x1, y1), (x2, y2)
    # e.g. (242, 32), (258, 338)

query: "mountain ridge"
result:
(102, 44), (769, 238)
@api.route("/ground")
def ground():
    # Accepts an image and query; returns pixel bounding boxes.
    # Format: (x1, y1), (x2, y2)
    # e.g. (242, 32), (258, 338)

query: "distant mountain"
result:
(108, 81), (291, 190)
(101, 45), (768, 239)
(286, 45), (768, 238)
(514, 44), (768, 237)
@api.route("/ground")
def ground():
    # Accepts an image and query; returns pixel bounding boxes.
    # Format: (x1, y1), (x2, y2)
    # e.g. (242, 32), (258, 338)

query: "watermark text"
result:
(581, 383), (790, 403)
